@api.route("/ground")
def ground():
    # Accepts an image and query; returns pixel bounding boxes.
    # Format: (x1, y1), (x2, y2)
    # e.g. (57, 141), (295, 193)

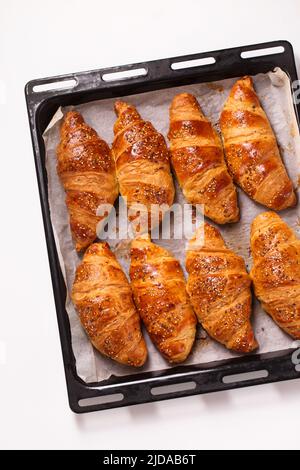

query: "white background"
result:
(1, 0), (300, 450)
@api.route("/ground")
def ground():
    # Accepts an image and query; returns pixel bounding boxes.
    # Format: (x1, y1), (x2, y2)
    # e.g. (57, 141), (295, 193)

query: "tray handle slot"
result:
(241, 45), (285, 59)
(222, 369), (268, 384)
(31, 78), (77, 93)
(151, 381), (196, 396)
(78, 392), (124, 408)
(102, 67), (148, 82)
(171, 57), (216, 71)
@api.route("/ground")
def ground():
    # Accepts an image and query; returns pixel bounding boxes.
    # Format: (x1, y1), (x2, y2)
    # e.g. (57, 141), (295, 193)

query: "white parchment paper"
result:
(43, 68), (300, 383)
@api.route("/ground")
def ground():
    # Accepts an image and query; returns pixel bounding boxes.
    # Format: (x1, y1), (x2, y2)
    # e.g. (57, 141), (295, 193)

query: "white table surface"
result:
(1, 0), (300, 450)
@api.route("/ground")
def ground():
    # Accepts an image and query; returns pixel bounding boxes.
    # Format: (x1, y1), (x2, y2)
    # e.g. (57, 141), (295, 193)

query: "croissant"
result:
(168, 93), (239, 224)
(220, 76), (296, 210)
(130, 234), (196, 363)
(112, 101), (175, 232)
(72, 242), (147, 366)
(250, 212), (300, 338)
(186, 223), (258, 352)
(57, 111), (118, 252)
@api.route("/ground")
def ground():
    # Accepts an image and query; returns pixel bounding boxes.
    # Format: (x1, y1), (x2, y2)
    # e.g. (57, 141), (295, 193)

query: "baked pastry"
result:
(130, 234), (196, 363)
(112, 100), (175, 232)
(220, 76), (296, 210)
(250, 211), (300, 338)
(186, 223), (258, 352)
(168, 92), (239, 224)
(72, 242), (147, 366)
(57, 111), (118, 252)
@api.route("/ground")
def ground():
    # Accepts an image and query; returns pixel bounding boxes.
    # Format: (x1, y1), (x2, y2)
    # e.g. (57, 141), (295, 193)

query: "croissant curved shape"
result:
(168, 93), (239, 224)
(72, 242), (147, 366)
(112, 101), (175, 232)
(57, 111), (118, 252)
(220, 76), (296, 210)
(250, 212), (300, 338)
(130, 234), (196, 363)
(186, 223), (258, 352)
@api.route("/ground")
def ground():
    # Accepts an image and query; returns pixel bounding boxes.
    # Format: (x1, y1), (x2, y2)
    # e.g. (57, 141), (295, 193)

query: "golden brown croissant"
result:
(130, 234), (196, 363)
(168, 93), (239, 224)
(72, 242), (147, 366)
(250, 212), (300, 338)
(57, 111), (118, 252)
(220, 76), (296, 210)
(186, 223), (258, 352)
(112, 101), (175, 231)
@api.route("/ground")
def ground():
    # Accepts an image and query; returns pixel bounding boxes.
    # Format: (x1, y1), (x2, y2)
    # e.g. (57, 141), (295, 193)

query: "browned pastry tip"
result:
(61, 110), (84, 130)
(169, 92), (200, 117)
(130, 235), (196, 363)
(168, 92), (239, 224)
(57, 110), (118, 252)
(114, 99), (132, 115)
(186, 223), (258, 353)
(220, 76), (296, 211)
(250, 211), (300, 339)
(72, 241), (147, 367)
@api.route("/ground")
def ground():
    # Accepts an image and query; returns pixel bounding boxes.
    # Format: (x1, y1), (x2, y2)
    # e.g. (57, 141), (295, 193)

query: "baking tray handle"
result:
(25, 40), (294, 105)
(69, 349), (300, 413)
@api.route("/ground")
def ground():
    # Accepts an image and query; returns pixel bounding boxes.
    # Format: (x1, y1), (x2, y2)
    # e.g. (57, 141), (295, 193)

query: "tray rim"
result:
(25, 39), (300, 413)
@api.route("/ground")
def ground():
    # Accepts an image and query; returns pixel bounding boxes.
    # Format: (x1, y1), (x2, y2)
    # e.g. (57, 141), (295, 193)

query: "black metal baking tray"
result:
(25, 40), (300, 413)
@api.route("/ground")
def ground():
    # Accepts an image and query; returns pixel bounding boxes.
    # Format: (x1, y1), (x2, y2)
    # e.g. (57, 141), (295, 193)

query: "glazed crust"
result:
(112, 101), (175, 231)
(186, 224), (258, 352)
(168, 93), (239, 224)
(250, 212), (300, 338)
(72, 242), (147, 366)
(130, 235), (196, 363)
(57, 111), (118, 252)
(220, 76), (296, 210)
